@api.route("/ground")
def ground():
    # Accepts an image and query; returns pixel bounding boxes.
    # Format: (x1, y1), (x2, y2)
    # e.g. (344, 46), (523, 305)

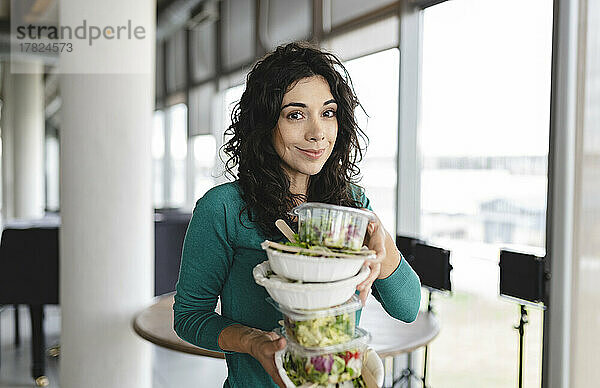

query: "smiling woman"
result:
(173, 42), (421, 388)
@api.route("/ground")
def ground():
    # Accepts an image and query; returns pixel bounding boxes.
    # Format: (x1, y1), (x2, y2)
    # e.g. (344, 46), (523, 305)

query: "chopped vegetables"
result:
(283, 348), (366, 386)
(285, 312), (355, 348)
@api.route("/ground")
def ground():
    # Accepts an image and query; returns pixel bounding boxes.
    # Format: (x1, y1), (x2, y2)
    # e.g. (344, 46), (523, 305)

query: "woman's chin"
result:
(286, 160), (328, 177)
(303, 164), (327, 176)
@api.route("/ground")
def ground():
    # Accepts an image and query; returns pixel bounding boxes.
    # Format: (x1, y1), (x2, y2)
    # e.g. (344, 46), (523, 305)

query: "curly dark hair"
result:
(222, 41), (368, 238)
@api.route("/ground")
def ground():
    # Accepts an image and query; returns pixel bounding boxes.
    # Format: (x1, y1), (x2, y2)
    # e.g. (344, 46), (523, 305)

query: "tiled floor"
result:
(0, 305), (228, 388)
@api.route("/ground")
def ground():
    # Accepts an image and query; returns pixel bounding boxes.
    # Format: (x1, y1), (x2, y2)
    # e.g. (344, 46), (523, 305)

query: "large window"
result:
(345, 49), (399, 235)
(216, 84), (245, 181)
(152, 110), (165, 208)
(192, 134), (217, 199)
(152, 104), (188, 209)
(45, 135), (60, 212)
(415, 0), (553, 386)
(168, 103), (188, 208)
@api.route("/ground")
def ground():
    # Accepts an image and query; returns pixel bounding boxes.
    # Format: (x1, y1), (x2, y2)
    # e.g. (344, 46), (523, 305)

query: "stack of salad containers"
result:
(253, 203), (379, 387)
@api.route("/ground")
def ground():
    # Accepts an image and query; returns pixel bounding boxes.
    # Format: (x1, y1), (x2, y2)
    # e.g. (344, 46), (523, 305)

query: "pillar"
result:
(12, 61), (45, 219)
(1, 61), (46, 221)
(58, 0), (155, 387)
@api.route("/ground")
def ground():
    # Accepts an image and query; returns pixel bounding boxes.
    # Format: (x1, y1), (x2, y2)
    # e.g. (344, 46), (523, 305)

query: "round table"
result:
(133, 293), (224, 359)
(133, 293), (440, 386)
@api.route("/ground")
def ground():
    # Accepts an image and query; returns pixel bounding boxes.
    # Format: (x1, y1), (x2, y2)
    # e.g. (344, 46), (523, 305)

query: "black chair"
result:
(0, 226), (59, 386)
(154, 210), (192, 296)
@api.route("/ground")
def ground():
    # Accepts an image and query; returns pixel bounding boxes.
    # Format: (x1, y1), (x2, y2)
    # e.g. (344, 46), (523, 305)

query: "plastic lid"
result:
(267, 294), (363, 321)
(276, 327), (371, 355)
(291, 202), (375, 220)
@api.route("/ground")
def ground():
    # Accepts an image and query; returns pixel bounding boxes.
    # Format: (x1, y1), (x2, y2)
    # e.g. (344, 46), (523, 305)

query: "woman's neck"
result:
(283, 167), (309, 196)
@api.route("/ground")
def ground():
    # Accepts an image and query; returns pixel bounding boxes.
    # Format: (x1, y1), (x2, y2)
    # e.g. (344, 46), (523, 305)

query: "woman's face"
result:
(273, 75), (338, 185)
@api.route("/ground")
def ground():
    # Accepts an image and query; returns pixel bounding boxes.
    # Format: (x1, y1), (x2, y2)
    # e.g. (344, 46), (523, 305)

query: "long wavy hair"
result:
(222, 41), (368, 238)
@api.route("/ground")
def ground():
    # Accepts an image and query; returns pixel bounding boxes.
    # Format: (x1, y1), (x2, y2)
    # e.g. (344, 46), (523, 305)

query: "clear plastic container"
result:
(291, 203), (375, 251)
(277, 327), (371, 386)
(268, 295), (362, 348)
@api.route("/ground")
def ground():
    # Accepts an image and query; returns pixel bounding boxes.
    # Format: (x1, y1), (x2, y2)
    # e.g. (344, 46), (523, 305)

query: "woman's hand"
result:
(357, 210), (401, 305)
(218, 324), (287, 387)
(246, 329), (287, 387)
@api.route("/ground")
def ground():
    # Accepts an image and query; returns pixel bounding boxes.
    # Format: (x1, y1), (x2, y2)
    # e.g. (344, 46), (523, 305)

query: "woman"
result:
(173, 42), (421, 388)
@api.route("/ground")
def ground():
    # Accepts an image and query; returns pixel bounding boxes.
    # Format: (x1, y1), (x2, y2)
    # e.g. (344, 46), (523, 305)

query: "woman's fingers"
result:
(357, 262), (380, 290)
(358, 287), (372, 305)
(265, 331), (280, 341)
(364, 217), (386, 262)
(357, 261), (380, 305)
(271, 336), (286, 352)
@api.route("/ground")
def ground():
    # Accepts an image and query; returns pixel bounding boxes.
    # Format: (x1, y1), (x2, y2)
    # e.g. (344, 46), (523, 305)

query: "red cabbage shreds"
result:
(312, 354), (334, 373)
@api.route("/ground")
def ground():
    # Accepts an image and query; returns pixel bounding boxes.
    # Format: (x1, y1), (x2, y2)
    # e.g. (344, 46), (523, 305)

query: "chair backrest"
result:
(0, 227), (60, 304)
(154, 211), (192, 296)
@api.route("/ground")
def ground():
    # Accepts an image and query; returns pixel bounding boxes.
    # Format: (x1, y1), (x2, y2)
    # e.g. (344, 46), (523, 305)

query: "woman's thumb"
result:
(271, 336), (286, 352)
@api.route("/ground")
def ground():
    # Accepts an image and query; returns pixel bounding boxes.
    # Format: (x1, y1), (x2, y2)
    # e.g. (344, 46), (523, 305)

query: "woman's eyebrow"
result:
(281, 102), (306, 110)
(280, 99), (337, 110)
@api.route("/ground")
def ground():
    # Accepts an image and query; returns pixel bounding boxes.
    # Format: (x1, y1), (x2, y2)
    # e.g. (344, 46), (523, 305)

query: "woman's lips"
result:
(296, 147), (326, 159)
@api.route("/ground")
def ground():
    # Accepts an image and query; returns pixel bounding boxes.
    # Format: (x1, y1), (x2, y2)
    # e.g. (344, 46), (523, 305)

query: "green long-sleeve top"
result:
(173, 181), (421, 388)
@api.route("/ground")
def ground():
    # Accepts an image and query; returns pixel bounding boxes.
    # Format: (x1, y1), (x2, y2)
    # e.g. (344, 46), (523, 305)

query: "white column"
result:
(2, 61), (46, 220)
(1, 65), (15, 221)
(13, 62), (45, 219)
(58, 0), (155, 387)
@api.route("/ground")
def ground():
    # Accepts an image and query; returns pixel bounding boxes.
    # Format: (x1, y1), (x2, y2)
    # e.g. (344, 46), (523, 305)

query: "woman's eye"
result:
(287, 111), (303, 120)
(323, 109), (337, 118)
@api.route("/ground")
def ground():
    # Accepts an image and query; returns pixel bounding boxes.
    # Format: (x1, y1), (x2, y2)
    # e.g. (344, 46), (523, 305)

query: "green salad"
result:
(283, 349), (365, 386)
(285, 313), (355, 348)
(274, 238), (364, 258)
(298, 217), (365, 251)
(280, 238), (336, 257)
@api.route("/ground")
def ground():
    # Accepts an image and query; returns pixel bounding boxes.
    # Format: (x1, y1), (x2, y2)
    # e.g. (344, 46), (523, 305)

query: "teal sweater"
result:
(173, 182), (421, 388)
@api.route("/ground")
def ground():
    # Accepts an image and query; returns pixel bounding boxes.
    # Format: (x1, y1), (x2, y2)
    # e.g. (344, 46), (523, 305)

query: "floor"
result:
(0, 305), (228, 388)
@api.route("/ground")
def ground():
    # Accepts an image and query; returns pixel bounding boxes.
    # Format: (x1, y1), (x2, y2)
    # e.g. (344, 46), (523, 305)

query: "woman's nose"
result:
(306, 118), (326, 141)
(309, 133), (325, 141)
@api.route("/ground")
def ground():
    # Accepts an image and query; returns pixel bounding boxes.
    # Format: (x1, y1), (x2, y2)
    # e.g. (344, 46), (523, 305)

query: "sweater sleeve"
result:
(371, 256), (421, 322)
(358, 187), (422, 323)
(173, 189), (240, 353)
